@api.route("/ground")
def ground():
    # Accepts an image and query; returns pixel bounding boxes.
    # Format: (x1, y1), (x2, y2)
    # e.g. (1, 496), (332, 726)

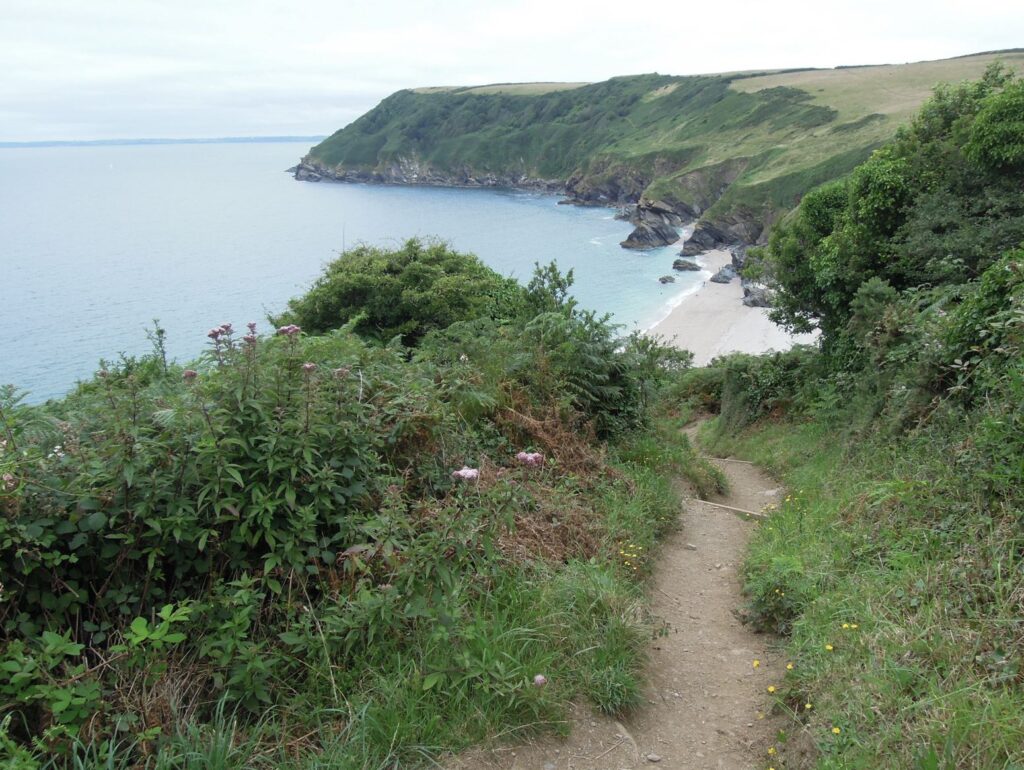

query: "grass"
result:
(730, 51), (1024, 122)
(701, 415), (1024, 769)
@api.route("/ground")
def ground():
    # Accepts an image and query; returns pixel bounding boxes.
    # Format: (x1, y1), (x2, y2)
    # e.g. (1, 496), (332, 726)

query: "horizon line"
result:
(0, 135), (327, 149)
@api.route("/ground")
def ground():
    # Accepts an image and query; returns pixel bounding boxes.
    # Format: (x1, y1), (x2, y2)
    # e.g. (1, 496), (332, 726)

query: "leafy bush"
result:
(759, 65), (1024, 343)
(274, 238), (524, 344)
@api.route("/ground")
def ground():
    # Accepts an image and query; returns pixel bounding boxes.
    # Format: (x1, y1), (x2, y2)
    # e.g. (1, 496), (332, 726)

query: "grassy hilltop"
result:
(300, 51), (1024, 247)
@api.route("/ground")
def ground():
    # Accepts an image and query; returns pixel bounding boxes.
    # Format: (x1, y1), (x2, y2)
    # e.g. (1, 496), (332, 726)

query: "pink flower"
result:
(219, 322), (233, 334)
(333, 366), (351, 379)
(207, 328), (222, 340)
(2, 473), (16, 491)
(243, 334), (257, 345)
(451, 466), (480, 481)
(533, 674), (547, 687)
(276, 324), (302, 336)
(516, 451), (545, 467)
(302, 362), (317, 373)
(182, 369), (198, 381)
(247, 321), (257, 334)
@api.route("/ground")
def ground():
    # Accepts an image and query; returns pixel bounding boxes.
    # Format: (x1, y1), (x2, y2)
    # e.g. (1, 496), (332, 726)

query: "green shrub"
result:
(274, 238), (524, 344)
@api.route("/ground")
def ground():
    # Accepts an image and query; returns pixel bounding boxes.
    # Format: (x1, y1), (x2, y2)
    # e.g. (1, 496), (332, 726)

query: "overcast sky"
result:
(3, 0), (1022, 141)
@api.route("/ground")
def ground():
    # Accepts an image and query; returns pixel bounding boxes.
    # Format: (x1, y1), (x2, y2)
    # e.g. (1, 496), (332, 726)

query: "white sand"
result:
(649, 249), (818, 365)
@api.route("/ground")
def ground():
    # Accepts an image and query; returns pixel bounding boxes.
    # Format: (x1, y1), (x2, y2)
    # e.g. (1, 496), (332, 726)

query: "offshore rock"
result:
(621, 221), (680, 250)
(659, 275), (676, 284)
(615, 204), (639, 222)
(673, 258), (701, 271)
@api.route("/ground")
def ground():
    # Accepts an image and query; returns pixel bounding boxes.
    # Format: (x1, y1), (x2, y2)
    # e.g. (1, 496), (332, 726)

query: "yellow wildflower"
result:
(804, 702), (813, 710)
(753, 659), (761, 668)
(786, 662), (794, 670)
(825, 644), (834, 651)
(767, 685), (776, 693)
(850, 623), (859, 629)
(842, 623), (850, 629)
(832, 726), (841, 735)
(767, 746), (777, 756)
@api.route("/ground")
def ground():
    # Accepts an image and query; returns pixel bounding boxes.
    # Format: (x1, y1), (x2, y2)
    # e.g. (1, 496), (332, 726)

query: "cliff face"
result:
(295, 53), (1024, 251)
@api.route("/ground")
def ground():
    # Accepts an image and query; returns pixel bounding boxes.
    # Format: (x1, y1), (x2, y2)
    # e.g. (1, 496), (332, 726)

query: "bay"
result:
(0, 142), (703, 402)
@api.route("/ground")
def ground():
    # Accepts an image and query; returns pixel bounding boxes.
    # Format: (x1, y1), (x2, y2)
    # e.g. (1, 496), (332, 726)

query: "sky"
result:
(2, 0), (1022, 141)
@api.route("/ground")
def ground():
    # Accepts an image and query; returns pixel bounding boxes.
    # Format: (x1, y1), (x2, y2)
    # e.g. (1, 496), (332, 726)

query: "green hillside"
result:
(298, 51), (1024, 248)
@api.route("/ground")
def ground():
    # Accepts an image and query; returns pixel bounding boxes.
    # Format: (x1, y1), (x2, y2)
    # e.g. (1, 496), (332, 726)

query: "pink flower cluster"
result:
(207, 322), (234, 340)
(182, 369), (198, 381)
(2, 473), (16, 491)
(277, 324), (302, 336)
(302, 362), (317, 373)
(533, 674), (547, 687)
(451, 466), (480, 481)
(516, 451), (544, 467)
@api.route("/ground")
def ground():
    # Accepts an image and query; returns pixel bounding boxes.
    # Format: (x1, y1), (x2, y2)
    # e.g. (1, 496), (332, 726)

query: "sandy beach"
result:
(650, 249), (818, 365)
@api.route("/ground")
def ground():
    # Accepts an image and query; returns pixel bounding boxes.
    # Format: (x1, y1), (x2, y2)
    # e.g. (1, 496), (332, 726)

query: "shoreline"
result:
(648, 249), (818, 365)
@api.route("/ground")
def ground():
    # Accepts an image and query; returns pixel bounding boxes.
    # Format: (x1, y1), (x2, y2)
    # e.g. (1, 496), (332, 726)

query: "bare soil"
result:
(448, 427), (789, 769)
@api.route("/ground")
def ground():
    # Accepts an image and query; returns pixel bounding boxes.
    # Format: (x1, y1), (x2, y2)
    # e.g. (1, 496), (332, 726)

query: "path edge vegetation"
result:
(667, 65), (1024, 769)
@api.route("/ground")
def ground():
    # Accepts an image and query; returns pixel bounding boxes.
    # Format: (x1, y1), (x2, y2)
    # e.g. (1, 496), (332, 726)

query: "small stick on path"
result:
(697, 498), (769, 520)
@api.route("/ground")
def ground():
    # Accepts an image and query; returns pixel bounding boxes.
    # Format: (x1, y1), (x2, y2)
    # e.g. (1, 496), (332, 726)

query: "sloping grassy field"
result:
(303, 50), (1024, 243)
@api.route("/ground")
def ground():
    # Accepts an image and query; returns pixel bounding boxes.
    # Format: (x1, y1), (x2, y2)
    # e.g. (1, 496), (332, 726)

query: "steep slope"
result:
(296, 51), (1024, 251)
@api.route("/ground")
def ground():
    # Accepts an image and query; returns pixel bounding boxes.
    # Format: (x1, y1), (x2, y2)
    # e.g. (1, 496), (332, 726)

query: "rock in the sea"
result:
(615, 204), (639, 222)
(621, 221), (680, 249)
(672, 258), (700, 271)
(659, 275), (676, 284)
(710, 264), (738, 284)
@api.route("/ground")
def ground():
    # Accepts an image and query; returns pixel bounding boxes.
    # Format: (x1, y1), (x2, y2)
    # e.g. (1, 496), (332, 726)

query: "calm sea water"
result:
(0, 142), (704, 402)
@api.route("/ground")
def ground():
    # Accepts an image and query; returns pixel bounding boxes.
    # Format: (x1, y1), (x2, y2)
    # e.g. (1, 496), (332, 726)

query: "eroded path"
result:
(450, 427), (787, 769)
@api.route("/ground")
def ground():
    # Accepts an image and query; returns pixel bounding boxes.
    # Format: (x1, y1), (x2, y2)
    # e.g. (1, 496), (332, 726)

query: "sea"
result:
(0, 141), (706, 403)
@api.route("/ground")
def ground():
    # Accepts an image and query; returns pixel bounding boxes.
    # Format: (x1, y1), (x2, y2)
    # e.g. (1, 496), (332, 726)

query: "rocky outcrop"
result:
(730, 246), (748, 270)
(658, 275), (676, 284)
(673, 258), (700, 271)
(620, 221), (681, 250)
(295, 152), (775, 261)
(742, 285), (771, 307)
(680, 221), (733, 255)
(292, 158), (563, 192)
(710, 264), (738, 284)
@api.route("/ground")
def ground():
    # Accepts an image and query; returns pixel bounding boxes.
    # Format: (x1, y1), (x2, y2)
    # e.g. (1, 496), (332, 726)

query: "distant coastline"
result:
(0, 136), (325, 149)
